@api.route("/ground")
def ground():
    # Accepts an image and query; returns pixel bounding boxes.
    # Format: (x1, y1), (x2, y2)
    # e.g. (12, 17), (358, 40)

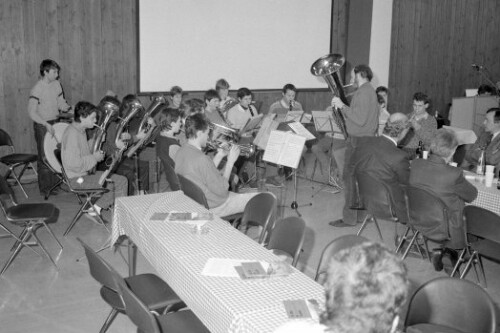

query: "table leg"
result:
(128, 239), (137, 276)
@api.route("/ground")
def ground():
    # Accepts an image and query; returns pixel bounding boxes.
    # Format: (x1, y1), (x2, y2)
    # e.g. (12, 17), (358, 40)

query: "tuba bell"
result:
(91, 96), (121, 154)
(311, 53), (349, 139)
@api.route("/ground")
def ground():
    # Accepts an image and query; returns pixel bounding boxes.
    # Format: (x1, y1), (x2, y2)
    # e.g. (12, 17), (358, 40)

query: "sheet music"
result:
(253, 114), (279, 150)
(240, 114), (263, 135)
(288, 122), (316, 140)
(285, 111), (304, 122)
(262, 130), (287, 161)
(263, 130), (306, 169)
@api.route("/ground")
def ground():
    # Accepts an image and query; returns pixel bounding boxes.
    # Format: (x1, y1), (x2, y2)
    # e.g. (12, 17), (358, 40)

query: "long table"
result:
(466, 172), (500, 215)
(111, 191), (324, 333)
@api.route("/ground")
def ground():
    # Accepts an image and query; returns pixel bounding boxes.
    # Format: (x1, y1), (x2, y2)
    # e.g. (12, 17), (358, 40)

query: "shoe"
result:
(431, 248), (444, 272)
(442, 248), (459, 275)
(329, 219), (357, 228)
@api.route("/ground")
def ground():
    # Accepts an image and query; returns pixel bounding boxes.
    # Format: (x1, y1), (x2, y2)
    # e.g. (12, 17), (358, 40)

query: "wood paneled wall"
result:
(0, 0), (349, 153)
(389, 0), (500, 116)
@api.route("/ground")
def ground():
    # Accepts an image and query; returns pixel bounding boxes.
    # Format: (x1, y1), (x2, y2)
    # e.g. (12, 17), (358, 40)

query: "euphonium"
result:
(126, 94), (166, 158)
(91, 97), (120, 153)
(311, 53), (349, 139)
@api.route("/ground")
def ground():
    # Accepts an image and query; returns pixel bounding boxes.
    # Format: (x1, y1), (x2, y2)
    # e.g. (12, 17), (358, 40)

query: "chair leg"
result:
(29, 162), (38, 176)
(0, 227), (33, 276)
(9, 167), (29, 198)
(459, 252), (476, 279)
(99, 308), (119, 333)
(32, 227), (58, 269)
(372, 216), (383, 241)
(356, 215), (371, 236)
(41, 220), (63, 249)
(63, 201), (90, 236)
(477, 255), (487, 288)
(45, 179), (63, 200)
(450, 248), (466, 277)
(395, 226), (410, 253)
(401, 230), (419, 260)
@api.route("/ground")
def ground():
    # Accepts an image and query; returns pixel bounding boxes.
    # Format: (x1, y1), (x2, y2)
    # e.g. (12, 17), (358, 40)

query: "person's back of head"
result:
(382, 112), (409, 142)
(184, 113), (209, 139)
(321, 242), (409, 333)
(430, 128), (458, 162)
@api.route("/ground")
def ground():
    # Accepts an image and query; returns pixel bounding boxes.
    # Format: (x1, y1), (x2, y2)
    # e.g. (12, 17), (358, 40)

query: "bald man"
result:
(336, 113), (411, 226)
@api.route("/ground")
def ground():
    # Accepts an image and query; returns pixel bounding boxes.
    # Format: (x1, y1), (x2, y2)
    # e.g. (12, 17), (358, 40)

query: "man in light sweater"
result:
(174, 113), (258, 216)
(61, 101), (127, 216)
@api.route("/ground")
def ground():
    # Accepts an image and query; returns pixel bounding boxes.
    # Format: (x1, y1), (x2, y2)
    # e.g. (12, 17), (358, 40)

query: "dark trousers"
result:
(97, 157), (149, 195)
(34, 122), (60, 194)
(342, 137), (367, 225)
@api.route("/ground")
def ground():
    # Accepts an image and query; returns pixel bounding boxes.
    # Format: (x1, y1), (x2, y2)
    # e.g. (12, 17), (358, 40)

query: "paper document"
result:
(312, 111), (344, 139)
(262, 130), (306, 169)
(240, 114), (263, 135)
(253, 114), (279, 150)
(284, 111), (312, 124)
(201, 258), (269, 277)
(288, 122), (316, 140)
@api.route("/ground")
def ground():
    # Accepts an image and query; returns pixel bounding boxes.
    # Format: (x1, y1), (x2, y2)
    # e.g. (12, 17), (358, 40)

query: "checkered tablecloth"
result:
(468, 177), (500, 215)
(112, 191), (324, 333)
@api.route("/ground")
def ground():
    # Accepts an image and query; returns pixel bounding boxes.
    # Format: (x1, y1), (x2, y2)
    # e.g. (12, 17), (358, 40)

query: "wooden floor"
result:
(1, 152), (499, 332)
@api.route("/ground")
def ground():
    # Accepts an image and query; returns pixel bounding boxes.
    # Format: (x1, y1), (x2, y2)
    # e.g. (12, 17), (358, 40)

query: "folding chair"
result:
(266, 216), (306, 267)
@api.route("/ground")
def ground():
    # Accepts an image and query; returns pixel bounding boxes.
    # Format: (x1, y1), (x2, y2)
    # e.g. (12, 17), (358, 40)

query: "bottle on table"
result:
(476, 149), (485, 175)
(416, 141), (423, 159)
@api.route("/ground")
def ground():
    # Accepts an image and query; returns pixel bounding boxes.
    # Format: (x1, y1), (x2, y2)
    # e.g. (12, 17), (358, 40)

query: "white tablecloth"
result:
(465, 172), (500, 215)
(112, 191), (324, 333)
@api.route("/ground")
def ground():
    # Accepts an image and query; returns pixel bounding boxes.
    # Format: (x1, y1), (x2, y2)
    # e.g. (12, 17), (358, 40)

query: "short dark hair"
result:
(382, 115), (409, 138)
(282, 83), (297, 94)
(215, 78), (230, 91)
(236, 87), (252, 100)
(39, 59), (61, 76)
(413, 92), (430, 104)
(159, 107), (182, 131)
(74, 101), (97, 123)
(204, 89), (219, 105)
(478, 84), (494, 96)
(354, 64), (373, 81)
(184, 113), (209, 139)
(486, 107), (500, 123)
(377, 94), (385, 105)
(430, 129), (458, 158)
(170, 86), (183, 96)
(184, 98), (205, 115)
(376, 86), (388, 95)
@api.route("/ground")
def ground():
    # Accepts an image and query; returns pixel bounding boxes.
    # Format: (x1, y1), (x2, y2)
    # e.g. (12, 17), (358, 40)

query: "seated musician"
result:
(61, 101), (128, 217)
(400, 92), (438, 158)
(274, 242), (408, 333)
(156, 107), (183, 191)
(410, 129), (478, 272)
(174, 113), (258, 216)
(268, 83), (303, 118)
(179, 98), (205, 146)
(203, 89), (227, 126)
(226, 87), (258, 131)
(99, 94), (150, 195)
(168, 85), (184, 110)
(216, 78), (236, 117)
(464, 107), (500, 170)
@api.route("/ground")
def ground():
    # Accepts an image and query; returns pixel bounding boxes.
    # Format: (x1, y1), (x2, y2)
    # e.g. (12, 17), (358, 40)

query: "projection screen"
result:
(138, 0), (332, 92)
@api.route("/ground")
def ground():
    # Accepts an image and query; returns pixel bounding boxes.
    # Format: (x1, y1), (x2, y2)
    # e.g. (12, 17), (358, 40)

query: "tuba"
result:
(126, 94), (166, 158)
(91, 97), (120, 154)
(206, 122), (255, 157)
(98, 97), (144, 185)
(311, 53), (349, 139)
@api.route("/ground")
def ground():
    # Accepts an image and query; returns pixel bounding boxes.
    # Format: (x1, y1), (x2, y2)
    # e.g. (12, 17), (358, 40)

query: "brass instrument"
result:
(98, 98), (144, 185)
(311, 53), (349, 139)
(91, 98), (120, 154)
(206, 122), (255, 157)
(126, 94), (166, 158)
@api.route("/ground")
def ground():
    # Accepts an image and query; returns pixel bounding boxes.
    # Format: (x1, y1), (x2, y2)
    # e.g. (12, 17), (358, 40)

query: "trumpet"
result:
(206, 141), (255, 158)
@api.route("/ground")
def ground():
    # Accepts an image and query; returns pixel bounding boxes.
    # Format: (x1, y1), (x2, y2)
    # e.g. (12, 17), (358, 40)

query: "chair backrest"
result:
(54, 148), (74, 190)
(118, 282), (161, 333)
(77, 238), (124, 293)
(241, 192), (277, 244)
(355, 172), (394, 220)
(177, 174), (209, 209)
(406, 186), (449, 241)
(0, 129), (14, 150)
(405, 277), (496, 333)
(0, 175), (17, 211)
(314, 235), (369, 281)
(464, 205), (500, 244)
(266, 216), (306, 266)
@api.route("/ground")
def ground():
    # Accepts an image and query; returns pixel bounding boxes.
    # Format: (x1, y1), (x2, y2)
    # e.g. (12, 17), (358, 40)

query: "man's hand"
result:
(136, 130), (147, 140)
(94, 151), (105, 162)
(120, 132), (132, 141)
(409, 118), (421, 131)
(227, 145), (240, 165)
(45, 123), (55, 136)
(331, 97), (345, 109)
(116, 139), (127, 150)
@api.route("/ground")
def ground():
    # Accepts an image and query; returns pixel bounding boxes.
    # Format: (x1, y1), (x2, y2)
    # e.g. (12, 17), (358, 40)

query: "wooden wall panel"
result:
(0, 0), (346, 153)
(389, 0), (500, 117)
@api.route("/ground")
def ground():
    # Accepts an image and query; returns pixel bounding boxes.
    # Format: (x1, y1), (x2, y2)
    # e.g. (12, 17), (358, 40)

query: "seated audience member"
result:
(100, 94), (150, 194)
(477, 84), (494, 96)
(401, 92), (438, 158)
(465, 107), (500, 170)
(168, 86), (184, 110)
(226, 87), (258, 130)
(216, 78), (237, 116)
(61, 101), (128, 217)
(268, 83), (303, 118)
(183, 98), (205, 117)
(274, 242), (409, 333)
(156, 107), (183, 191)
(331, 113), (411, 227)
(376, 85), (389, 106)
(174, 113), (258, 216)
(411, 129), (478, 271)
(203, 89), (227, 126)
(377, 94), (390, 136)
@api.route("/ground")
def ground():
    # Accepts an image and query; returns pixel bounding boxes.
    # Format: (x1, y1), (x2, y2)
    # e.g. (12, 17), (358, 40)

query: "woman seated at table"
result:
(274, 242), (409, 333)
(156, 107), (183, 191)
(410, 129), (477, 272)
(400, 92), (437, 158)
